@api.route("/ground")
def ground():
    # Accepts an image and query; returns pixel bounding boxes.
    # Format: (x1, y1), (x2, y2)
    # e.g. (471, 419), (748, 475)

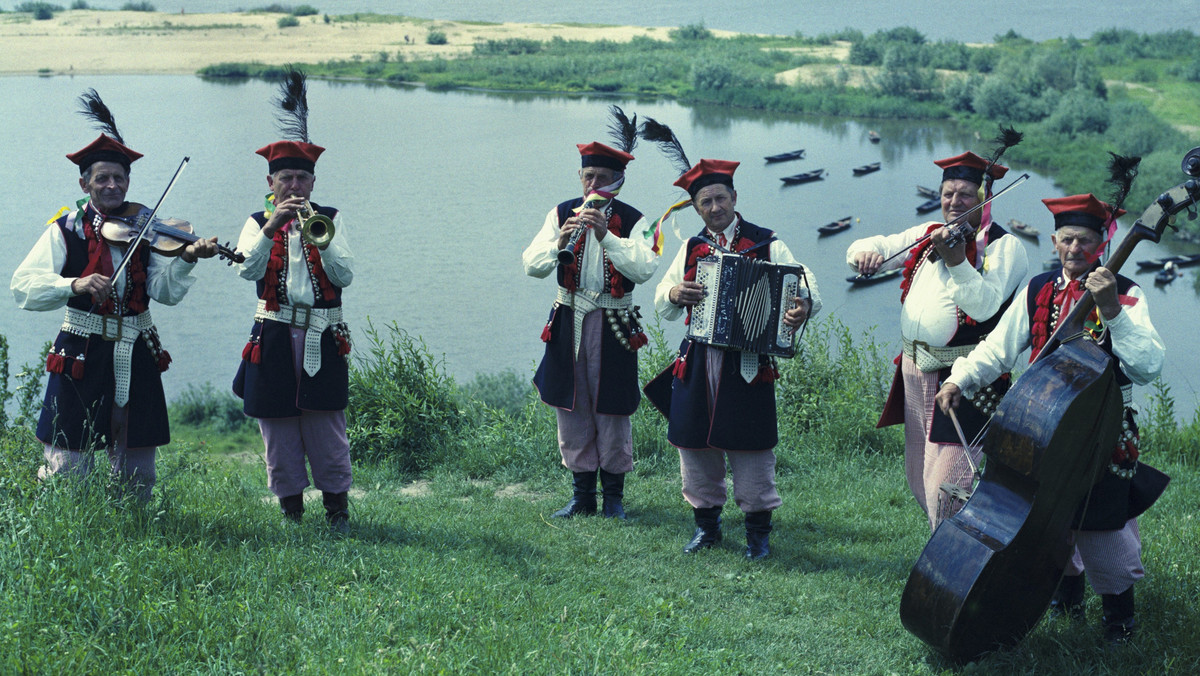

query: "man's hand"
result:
(669, 280), (705, 307)
(181, 236), (219, 263)
(263, 195), (305, 238)
(935, 382), (963, 416)
(71, 273), (112, 305)
(1086, 266), (1121, 320)
(783, 297), (811, 328)
(930, 224), (969, 267)
(853, 251), (884, 276)
(579, 207), (608, 242)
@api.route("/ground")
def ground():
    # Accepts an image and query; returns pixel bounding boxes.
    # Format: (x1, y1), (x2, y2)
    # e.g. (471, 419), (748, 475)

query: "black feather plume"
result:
(77, 88), (124, 144)
(639, 117), (691, 177)
(982, 124), (1022, 181)
(607, 105), (638, 155)
(1105, 152), (1140, 214)
(273, 66), (311, 143)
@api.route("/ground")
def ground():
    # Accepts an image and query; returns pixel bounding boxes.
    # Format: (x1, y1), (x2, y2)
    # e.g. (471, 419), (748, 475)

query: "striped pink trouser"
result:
(257, 327), (353, 498)
(40, 405), (156, 502)
(901, 354), (978, 532)
(554, 310), (634, 473)
(676, 347), (781, 513)
(1065, 518), (1144, 595)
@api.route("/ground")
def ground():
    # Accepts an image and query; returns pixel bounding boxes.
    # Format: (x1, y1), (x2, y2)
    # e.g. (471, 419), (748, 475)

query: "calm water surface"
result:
(80, 0), (1197, 43)
(1, 75), (1197, 417)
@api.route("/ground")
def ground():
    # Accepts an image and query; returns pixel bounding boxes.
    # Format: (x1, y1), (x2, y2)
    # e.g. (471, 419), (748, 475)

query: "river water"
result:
(1, 75), (1198, 417)
(74, 1), (1198, 44)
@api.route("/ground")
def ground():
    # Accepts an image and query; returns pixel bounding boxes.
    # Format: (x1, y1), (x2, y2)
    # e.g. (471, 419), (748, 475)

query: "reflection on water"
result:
(1, 74), (1196, 417)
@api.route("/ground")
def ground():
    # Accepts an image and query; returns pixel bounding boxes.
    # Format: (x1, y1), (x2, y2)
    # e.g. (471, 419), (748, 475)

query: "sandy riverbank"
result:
(0, 10), (738, 76)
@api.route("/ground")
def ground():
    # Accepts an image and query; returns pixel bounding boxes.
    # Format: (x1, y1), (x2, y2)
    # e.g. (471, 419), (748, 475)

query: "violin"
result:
(898, 149), (1200, 662)
(100, 210), (245, 264)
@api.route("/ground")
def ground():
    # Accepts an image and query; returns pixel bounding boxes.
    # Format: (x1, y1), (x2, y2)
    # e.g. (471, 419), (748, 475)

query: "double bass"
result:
(899, 148), (1200, 662)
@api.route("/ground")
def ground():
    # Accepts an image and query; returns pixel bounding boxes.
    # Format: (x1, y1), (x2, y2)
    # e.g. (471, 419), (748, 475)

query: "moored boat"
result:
(868, 130), (881, 143)
(916, 185), (938, 199)
(1007, 218), (1040, 238)
(916, 198), (940, 215)
(818, 216), (852, 236)
(780, 169), (825, 185)
(1155, 261), (1179, 284)
(764, 148), (805, 163)
(852, 161), (881, 176)
(1136, 253), (1200, 270)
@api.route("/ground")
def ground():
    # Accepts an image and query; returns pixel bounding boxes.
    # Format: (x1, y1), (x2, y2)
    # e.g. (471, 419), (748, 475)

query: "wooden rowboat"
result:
(780, 169), (825, 185)
(846, 268), (901, 286)
(818, 216), (852, 236)
(764, 149), (805, 163)
(916, 198), (940, 215)
(916, 185), (938, 199)
(1007, 218), (1040, 238)
(852, 162), (881, 176)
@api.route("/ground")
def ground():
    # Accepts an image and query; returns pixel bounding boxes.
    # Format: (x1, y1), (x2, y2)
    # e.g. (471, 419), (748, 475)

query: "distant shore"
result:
(0, 10), (726, 76)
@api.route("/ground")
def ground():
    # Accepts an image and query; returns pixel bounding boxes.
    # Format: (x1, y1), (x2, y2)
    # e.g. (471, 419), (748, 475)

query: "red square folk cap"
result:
(66, 134), (143, 175)
(1042, 193), (1124, 231)
(256, 140), (326, 174)
(577, 142), (634, 171)
(674, 158), (740, 197)
(934, 151), (1008, 185)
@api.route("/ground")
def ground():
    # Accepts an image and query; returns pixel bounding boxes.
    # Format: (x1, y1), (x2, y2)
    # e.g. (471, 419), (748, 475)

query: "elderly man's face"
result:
(79, 161), (129, 214)
(579, 166), (619, 197)
(268, 169), (315, 202)
(1052, 224), (1104, 279)
(693, 184), (738, 234)
(940, 178), (982, 228)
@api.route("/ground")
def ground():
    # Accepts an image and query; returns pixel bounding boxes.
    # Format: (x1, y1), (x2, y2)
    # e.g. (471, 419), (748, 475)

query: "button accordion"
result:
(687, 253), (807, 357)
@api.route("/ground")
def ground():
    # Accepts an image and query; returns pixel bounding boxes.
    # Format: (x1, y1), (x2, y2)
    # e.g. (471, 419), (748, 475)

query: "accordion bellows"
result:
(688, 253), (807, 357)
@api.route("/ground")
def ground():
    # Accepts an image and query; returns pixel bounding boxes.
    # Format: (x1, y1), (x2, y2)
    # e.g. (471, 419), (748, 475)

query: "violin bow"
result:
(107, 156), (190, 288)
(855, 172), (1030, 280)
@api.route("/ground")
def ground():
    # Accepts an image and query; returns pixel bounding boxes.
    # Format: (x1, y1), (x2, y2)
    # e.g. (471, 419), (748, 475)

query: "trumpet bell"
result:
(302, 213), (335, 249)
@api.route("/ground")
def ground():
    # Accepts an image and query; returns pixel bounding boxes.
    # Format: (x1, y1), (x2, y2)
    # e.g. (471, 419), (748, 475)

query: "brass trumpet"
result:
(298, 200), (335, 249)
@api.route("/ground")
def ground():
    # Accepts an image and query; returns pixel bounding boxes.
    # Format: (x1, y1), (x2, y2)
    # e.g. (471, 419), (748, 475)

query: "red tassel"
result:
(672, 356), (688, 380)
(337, 337), (351, 356)
(46, 352), (65, 374)
(250, 344), (262, 364)
(631, 331), (648, 349)
(540, 323), (552, 342)
(242, 342), (253, 360)
(157, 350), (172, 372)
(70, 358), (86, 380)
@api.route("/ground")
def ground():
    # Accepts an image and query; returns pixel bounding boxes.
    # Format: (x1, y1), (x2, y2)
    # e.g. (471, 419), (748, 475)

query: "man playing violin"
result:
(649, 159), (821, 559)
(523, 139), (658, 520)
(11, 124), (218, 502)
(846, 152), (1028, 532)
(935, 194), (1168, 644)
(232, 138), (355, 534)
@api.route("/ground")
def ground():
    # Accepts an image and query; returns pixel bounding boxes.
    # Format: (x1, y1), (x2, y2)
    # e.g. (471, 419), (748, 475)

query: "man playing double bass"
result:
(936, 193), (1169, 644)
(846, 151), (1028, 532)
(11, 91), (218, 502)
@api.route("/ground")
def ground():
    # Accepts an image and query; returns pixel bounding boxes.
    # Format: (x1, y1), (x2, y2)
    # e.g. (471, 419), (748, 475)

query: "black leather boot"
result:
(683, 506), (723, 553)
(323, 491), (350, 534)
(1049, 574), (1086, 620)
(1101, 587), (1136, 645)
(599, 469), (626, 520)
(744, 510), (773, 560)
(279, 493), (304, 522)
(551, 471), (597, 518)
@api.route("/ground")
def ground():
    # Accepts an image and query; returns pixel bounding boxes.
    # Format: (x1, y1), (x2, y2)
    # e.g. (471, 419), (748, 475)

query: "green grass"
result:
(2, 320), (1198, 672)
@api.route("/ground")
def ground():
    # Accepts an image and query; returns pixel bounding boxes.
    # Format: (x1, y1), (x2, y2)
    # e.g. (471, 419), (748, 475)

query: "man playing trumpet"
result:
(233, 69), (355, 533)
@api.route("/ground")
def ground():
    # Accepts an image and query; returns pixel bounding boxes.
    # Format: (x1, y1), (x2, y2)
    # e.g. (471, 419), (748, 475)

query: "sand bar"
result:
(0, 10), (730, 76)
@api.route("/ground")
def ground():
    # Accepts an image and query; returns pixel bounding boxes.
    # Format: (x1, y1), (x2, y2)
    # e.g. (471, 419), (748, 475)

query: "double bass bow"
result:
(899, 148), (1200, 662)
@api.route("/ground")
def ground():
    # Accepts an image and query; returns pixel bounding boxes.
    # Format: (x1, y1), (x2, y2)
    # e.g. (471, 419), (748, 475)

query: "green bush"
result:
(346, 321), (463, 472)
(472, 38), (542, 56)
(120, 1), (155, 10)
(670, 22), (712, 41)
(460, 370), (533, 420)
(277, 15), (299, 28)
(292, 4), (318, 16)
(426, 30), (447, 45)
(70, 0), (88, 8)
(169, 383), (252, 434)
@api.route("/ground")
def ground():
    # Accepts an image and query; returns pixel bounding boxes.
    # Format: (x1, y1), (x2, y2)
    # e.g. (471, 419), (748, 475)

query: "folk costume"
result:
(10, 99), (201, 502)
(946, 193), (1168, 642)
(233, 69), (355, 531)
(523, 135), (658, 520)
(645, 158), (822, 559)
(845, 152), (1029, 531)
